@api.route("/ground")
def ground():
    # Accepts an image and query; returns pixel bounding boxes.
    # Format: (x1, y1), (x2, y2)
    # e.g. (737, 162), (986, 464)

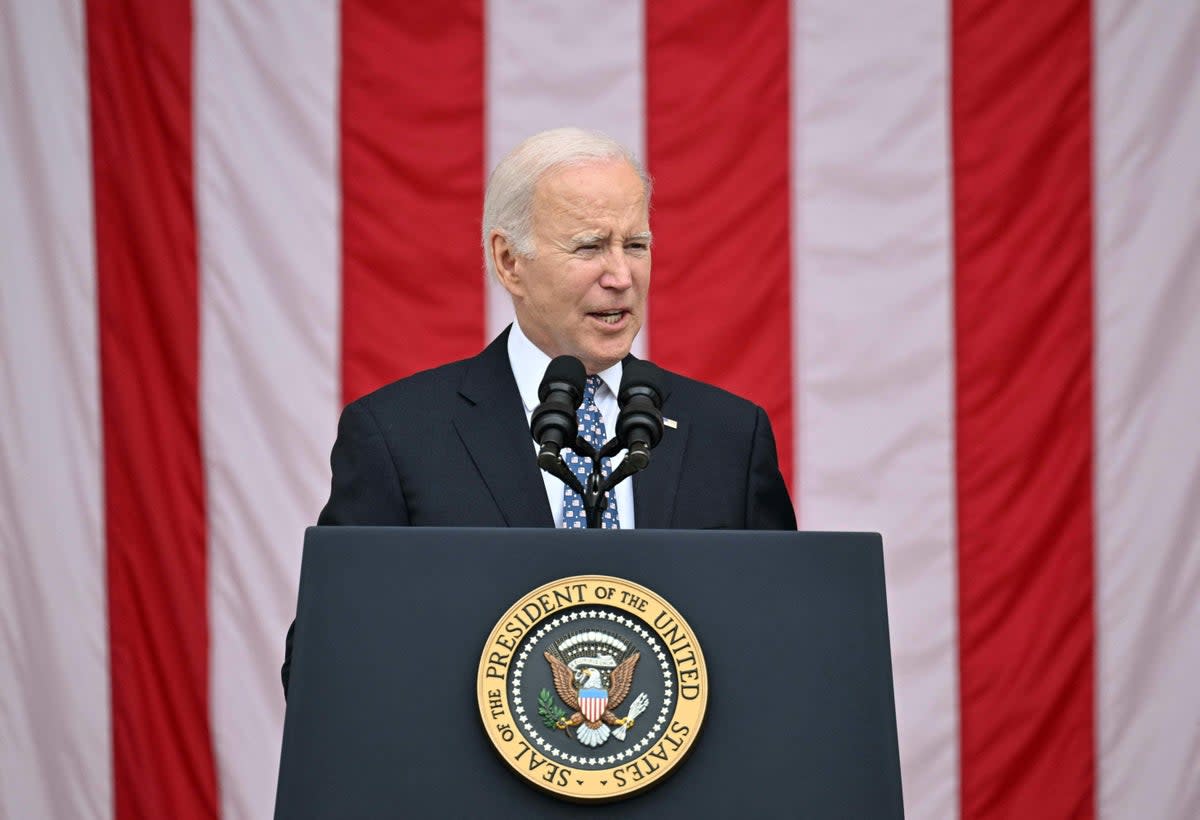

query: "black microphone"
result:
(615, 360), (665, 471)
(531, 355), (586, 472)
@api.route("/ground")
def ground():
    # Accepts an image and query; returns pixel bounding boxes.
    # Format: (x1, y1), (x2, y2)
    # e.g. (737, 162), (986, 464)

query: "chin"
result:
(575, 327), (638, 373)
(581, 348), (630, 375)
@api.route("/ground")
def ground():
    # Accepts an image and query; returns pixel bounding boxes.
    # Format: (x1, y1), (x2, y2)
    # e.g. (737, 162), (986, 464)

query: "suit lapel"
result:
(453, 330), (555, 528)
(632, 366), (686, 529)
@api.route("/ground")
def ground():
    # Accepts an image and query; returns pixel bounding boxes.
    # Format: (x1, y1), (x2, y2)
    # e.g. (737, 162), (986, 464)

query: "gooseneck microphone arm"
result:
(541, 450), (585, 496)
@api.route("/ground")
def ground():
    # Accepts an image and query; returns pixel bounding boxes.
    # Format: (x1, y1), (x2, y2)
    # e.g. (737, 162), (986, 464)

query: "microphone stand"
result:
(551, 437), (645, 529)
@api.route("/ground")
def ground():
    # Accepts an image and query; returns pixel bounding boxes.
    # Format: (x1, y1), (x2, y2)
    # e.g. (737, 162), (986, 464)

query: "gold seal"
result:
(477, 575), (707, 801)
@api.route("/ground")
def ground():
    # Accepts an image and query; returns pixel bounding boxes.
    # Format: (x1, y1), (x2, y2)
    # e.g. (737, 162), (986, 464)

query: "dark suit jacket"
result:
(282, 328), (795, 693)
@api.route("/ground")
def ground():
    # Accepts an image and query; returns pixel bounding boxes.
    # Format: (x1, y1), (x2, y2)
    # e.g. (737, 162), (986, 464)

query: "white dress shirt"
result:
(507, 322), (636, 529)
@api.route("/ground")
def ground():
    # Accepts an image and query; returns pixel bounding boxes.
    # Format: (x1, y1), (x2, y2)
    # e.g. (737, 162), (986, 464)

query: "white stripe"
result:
(194, 2), (341, 817)
(0, 2), (110, 818)
(484, 0), (648, 358)
(1094, 4), (1200, 818)
(791, 1), (958, 817)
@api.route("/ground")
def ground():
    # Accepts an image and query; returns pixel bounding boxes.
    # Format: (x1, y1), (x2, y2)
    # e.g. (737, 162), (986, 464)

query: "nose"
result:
(600, 245), (634, 290)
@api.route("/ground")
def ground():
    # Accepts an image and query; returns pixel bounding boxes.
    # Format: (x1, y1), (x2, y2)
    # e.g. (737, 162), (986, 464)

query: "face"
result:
(493, 159), (651, 375)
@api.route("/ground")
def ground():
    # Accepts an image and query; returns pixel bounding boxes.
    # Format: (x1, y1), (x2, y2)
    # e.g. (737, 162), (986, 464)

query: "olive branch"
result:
(538, 688), (567, 729)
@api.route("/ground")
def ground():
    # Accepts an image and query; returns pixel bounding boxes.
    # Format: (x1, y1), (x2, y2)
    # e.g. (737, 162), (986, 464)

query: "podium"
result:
(276, 528), (903, 818)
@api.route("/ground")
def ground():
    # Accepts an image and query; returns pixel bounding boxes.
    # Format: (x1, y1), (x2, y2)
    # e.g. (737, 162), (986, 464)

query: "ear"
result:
(490, 230), (523, 298)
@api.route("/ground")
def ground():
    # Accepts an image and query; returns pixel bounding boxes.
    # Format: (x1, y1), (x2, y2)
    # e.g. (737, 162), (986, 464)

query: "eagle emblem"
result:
(542, 631), (650, 748)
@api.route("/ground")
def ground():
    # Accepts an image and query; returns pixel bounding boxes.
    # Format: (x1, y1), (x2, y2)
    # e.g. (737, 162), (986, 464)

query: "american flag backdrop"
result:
(1, 1), (1198, 818)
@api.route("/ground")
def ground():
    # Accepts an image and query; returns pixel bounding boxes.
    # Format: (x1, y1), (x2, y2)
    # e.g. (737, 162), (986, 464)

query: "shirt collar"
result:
(507, 322), (623, 412)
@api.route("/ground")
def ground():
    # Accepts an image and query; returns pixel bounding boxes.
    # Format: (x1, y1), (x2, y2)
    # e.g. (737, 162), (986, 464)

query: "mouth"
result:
(588, 309), (629, 327)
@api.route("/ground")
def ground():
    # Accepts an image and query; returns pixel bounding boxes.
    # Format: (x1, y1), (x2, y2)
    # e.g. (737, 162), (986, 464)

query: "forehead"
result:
(531, 159), (647, 228)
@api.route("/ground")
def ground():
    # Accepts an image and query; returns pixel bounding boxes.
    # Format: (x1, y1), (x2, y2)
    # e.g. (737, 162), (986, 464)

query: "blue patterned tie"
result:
(561, 375), (620, 529)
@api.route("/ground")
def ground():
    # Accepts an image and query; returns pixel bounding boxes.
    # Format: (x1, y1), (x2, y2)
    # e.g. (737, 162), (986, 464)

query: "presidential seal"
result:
(477, 575), (707, 801)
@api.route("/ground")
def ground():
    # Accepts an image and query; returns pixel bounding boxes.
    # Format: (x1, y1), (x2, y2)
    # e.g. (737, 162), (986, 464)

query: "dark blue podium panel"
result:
(277, 528), (903, 818)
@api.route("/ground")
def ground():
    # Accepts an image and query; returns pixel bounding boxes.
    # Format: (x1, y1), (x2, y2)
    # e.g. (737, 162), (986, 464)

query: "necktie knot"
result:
(583, 374), (602, 404)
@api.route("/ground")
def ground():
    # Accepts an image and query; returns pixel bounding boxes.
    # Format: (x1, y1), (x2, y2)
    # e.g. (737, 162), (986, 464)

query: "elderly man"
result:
(282, 128), (794, 694)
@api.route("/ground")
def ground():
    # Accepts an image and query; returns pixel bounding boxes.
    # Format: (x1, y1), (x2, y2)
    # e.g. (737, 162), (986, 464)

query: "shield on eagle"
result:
(578, 688), (608, 723)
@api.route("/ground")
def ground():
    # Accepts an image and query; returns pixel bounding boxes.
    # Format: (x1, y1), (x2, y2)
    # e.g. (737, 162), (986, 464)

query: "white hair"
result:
(482, 127), (652, 281)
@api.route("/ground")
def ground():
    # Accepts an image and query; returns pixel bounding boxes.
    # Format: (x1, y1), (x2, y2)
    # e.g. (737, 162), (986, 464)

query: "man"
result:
(282, 128), (794, 694)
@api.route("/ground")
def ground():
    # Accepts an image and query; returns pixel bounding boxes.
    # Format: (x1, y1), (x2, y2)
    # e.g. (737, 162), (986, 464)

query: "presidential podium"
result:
(276, 528), (903, 818)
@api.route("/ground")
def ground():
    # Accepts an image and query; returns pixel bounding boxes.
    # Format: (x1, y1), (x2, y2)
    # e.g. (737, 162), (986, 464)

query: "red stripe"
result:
(952, 0), (1096, 815)
(88, 1), (217, 817)
(340, 2), (486, 404)
(645, 0), (794, 491)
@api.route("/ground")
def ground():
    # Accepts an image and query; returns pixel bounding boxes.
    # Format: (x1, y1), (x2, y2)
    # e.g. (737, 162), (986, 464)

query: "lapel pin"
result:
(663, 418), (678, 429)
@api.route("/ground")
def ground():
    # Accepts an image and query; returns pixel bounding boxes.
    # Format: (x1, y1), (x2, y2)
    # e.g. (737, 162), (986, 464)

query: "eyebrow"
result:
(570, 231), (654, 246)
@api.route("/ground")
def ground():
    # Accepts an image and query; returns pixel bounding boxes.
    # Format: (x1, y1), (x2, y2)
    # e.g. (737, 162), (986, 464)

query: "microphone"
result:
(615, 360), (665, 471)
(531, 355), (586, 472)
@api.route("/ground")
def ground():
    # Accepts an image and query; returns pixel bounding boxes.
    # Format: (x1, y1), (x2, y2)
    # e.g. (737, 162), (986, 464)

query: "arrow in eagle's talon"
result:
(612, 692), (650, 741)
